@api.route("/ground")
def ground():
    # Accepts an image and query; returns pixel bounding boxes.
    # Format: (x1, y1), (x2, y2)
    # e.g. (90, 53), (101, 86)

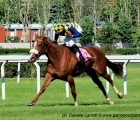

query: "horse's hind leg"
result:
(100, 71), (123, 99)
(68, 75), (78, 106)
(86, 68), (114, 105)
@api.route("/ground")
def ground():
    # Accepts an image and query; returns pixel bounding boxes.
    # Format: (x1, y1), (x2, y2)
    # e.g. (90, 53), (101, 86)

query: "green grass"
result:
(0, 63), (140, 120)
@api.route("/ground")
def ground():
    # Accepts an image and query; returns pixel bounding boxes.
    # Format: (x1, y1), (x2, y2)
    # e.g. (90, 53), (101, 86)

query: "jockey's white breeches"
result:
(64, 37), (77, 47)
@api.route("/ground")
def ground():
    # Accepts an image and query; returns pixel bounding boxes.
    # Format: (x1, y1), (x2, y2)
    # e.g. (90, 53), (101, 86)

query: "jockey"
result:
(54, 22), (85, 62)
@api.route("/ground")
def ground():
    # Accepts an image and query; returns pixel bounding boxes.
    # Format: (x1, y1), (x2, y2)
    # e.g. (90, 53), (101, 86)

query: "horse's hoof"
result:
(109, 101), (114, 105)
(118, 93), (123, 99)
(75, 102), (78, 106)
(28, 102), (34, 106)
(106, 98), (114, 105)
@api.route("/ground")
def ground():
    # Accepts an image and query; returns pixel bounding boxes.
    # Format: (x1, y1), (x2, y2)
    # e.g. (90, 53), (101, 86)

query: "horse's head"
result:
(29, 33), (52, 62)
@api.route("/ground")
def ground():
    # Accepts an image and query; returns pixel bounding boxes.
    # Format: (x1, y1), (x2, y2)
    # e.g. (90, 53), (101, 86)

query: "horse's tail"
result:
(106, 58), (123, 78)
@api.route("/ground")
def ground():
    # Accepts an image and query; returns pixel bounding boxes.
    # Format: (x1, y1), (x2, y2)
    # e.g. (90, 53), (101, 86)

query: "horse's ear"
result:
(41, 32), (45, 37)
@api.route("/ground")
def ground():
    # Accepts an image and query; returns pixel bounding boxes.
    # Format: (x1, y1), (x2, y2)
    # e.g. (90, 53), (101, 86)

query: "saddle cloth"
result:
(79, 48), (92, 61)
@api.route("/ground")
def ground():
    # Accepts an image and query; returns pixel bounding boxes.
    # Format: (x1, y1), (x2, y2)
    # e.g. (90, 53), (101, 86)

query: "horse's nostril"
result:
(30, 57), (35, 62)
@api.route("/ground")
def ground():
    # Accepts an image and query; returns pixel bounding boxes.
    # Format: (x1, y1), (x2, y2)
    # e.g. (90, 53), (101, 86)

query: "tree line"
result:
(0, 0), (140, 47)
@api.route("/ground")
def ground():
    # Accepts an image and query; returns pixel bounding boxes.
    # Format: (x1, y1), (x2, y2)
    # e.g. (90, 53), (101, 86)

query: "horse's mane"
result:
(43, 36), (52, 42)
(42, 36), (73, 51)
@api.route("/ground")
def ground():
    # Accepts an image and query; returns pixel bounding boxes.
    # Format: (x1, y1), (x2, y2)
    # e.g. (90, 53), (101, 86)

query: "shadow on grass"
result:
(27, 98), (140, 107)
(36, 102), (108, 107)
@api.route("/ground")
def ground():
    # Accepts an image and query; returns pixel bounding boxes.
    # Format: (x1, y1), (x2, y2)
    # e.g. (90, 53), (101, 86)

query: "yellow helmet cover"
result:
(54, 23), (63, 32)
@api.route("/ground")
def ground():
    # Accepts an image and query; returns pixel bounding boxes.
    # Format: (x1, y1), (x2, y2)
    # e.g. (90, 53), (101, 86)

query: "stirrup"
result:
(78, 56), (85, 62)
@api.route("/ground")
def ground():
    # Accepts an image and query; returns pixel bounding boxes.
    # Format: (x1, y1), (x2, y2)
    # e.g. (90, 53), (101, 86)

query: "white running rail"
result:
(1, 55), (140, 100)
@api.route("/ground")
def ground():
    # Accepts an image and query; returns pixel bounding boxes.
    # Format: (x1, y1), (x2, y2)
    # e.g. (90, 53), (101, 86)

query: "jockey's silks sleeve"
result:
(68, 26), (82, 38)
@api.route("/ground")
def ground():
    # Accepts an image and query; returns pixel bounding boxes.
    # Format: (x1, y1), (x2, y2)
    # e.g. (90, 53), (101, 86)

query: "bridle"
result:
(35, 38), (53, 59)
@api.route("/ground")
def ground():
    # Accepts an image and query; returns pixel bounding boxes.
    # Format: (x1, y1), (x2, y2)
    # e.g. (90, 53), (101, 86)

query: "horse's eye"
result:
(32, 40), (35, 43)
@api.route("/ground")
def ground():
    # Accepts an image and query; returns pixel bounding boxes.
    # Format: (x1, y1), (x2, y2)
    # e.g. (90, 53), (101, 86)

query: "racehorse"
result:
(28, 33), (123, 106)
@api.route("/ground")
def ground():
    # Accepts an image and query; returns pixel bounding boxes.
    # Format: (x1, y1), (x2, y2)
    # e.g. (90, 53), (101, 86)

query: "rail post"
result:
(1, 60), (7, 100)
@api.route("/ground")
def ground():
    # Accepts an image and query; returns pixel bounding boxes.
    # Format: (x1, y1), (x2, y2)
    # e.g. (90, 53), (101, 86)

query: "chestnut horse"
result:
(28, 34), (123, 106)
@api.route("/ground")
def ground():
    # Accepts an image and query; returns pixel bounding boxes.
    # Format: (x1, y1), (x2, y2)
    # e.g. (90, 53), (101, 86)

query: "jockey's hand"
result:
(67, 31), (73, 38)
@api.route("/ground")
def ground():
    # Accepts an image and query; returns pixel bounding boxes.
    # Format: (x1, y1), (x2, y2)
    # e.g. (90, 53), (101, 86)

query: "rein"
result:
(32, 38), (53, 59)
(36, 40), (44, 58)
(44, 40), (53, 56)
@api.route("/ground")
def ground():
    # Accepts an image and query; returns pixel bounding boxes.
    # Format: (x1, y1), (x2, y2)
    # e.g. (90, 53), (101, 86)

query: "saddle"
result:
(79, 48), (92, 62)
(61, 44), (91, 62)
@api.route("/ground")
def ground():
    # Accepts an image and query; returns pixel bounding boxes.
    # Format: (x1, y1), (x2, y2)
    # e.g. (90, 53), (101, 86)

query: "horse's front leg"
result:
(28, 73), (54, 106)
(68, 75), (78, 106)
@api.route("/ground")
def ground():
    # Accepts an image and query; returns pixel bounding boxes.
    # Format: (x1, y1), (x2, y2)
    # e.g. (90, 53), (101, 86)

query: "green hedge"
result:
(0, 48), (47, 78)
(0, 62), (47, 78)
(115, 48), (138, 55)
(0, 48), (30, 55)
(0, 48), (139, 78)
(101, 44), (138, 55)
(0, 48), (138, 55)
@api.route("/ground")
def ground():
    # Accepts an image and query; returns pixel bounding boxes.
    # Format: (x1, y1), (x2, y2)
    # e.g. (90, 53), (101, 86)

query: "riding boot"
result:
(72, 44), (85, 62)
(53, 34), (59, 44)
